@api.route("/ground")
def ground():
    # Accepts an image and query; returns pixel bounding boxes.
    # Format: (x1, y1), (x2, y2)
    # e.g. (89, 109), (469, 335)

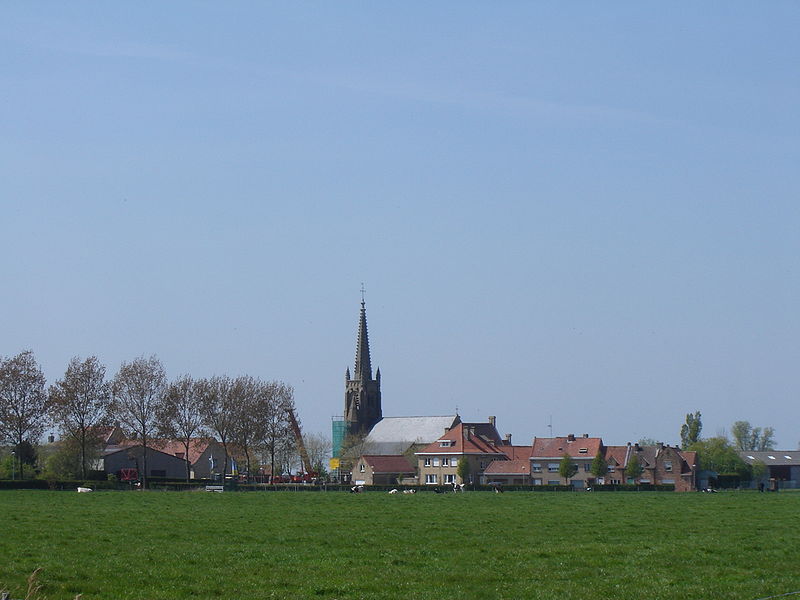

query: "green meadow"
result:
(1, 489), (797, 600)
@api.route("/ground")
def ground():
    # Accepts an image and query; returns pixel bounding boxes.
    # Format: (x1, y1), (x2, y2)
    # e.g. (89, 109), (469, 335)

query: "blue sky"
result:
(2, 4), (798, 448)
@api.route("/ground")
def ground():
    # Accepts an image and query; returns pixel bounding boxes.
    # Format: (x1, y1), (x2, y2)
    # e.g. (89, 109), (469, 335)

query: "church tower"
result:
(344, 298), (382, 436)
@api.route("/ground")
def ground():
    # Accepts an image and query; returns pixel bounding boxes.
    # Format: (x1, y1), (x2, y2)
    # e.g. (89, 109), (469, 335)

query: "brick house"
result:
(529, 434), (603, 488)
(416, 418), (509, 485)
(352, 455), (416, 485)
(602, 443), (697, 491)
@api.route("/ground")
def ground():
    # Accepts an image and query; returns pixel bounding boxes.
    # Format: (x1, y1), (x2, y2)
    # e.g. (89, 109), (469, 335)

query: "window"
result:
(583, 463), (590, 472)
(548, 463), (559, 472)
(442, 458), (451, 467)
(359, 463), (365, 473)
(532, 478), (542, 486)
(548, 480), (560, 485)
(444, 474), (455, 483)
(439, 441), (454, 447)
(579, 448), (588, 454)
(607, 465), (615, 472)
(424, 457), (431, 467)
(432, 457), (440, 467)
(425, 474), (437, 484)
(480, 461), (487, 469)
(664, 461), (672, 472)
(532, 463), (542, 473)
(662, 478), (675, 484)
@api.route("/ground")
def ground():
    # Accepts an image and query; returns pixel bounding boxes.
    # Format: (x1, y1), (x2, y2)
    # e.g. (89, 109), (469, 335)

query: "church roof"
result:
(354, 300), (372, 380)
(362, 415), (460, 455)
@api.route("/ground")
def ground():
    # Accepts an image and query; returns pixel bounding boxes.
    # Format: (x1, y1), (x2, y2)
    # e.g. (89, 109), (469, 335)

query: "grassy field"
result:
(1, 489), (797, 600)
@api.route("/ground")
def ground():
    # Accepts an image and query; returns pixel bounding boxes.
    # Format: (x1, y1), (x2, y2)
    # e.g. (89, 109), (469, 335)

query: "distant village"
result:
(1, 299), (797, 492)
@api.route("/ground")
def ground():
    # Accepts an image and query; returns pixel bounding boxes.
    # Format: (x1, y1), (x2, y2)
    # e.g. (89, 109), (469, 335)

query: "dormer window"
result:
(579, 448), (588, 454)
(439, 440), (454, 448)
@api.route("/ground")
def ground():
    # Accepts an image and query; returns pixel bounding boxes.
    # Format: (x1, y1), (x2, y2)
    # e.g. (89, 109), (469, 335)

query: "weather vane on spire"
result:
(360, 282), (366, 304)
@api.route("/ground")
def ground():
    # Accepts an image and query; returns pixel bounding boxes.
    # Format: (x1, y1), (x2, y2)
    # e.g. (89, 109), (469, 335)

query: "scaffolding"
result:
(331, 416), (347, 458)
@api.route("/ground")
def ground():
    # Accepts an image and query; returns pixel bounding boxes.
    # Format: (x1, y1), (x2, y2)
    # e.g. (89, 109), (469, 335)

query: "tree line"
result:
(0, 350), (322, 487)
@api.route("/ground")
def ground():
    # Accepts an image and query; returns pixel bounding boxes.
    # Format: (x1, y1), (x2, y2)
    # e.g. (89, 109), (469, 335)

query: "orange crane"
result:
(286, 406), (317, 482)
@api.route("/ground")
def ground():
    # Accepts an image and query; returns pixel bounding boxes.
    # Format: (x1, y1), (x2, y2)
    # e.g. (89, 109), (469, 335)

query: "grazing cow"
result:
(494, 486), (504, 494)
(77, 487), (93, 493)
(388, 489), (398, 494)
(403, 489), (416, 494)
(350, 485), (364, 494)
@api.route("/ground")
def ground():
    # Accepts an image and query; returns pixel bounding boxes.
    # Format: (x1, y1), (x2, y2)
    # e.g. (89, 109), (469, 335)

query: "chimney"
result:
(567, 433), (575, 442)
(504, 433), (512, 443)
(488, 416), (496, 427)
(583, 433), (589, 438)
(634, 443), (640, 451)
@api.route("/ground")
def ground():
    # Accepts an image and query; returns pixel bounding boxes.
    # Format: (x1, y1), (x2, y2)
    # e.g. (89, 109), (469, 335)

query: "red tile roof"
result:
(360, 455), (415, 474)
(416, 423), (508, 457)
(531, 436), (603, 459)
(603, 445), (630, 466)
(484, 459), (530, 475)
(500, 445), (533, 460)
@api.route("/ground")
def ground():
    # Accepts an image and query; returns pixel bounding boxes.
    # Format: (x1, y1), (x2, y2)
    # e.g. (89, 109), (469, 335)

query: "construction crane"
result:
(286, 406), (317, 482)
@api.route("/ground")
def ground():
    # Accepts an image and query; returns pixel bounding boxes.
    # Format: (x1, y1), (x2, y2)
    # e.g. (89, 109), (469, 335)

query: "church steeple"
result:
(344, 291), (382, 436)
(353, 300), (372, 380)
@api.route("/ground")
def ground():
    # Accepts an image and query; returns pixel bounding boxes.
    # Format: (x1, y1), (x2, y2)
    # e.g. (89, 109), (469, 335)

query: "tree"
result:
(111, 355), (166, 488)
(158, 375), (205, 482)
(260, 382), (295, 481)
(559, 453), (577, 485)
(198, 376), (235, 480)
(688, 436), (750, 479)
(303, 431), (332, 479)
(49, 356), (111, 479)
(229, 375), (265, 479)
(637, 438), (659, 447)
(680, 411), (702, 450)
(0, 350), (49, 478)
(731, 421), (775, 451)
(590, 450), (608, 480)
(456, 456), (471, 484)
(625, 454), (643, 482)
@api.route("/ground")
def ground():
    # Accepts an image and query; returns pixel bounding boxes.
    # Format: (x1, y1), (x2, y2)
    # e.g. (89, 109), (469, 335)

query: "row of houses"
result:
(351, 417), (697, 491)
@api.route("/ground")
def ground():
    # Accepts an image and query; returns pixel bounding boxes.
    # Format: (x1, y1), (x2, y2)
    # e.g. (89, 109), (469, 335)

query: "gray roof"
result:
(740, 451), (800, 466)
(363, 415), (459, 455)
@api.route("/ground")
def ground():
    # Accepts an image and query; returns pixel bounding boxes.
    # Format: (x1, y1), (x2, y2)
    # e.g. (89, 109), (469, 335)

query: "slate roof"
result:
(740, 451), (800, 466)
(362, 415), (460, 455)
(104, 437), (221, 466)
(360, 455), (416, 474)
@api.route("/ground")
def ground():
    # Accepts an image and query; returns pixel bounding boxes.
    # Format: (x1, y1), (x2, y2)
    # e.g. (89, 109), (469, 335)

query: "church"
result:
(333, 297), (460, 458)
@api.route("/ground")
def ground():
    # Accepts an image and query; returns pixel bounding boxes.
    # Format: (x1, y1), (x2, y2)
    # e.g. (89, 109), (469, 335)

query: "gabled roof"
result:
(359, 455), (415, 474)
(603, 445), (630, 467)
(363, 415), (460, 455)
(500, 445), (533, 460)
(531, 435), (603, 459)
(739, 451), (800, 467)
(104, 437), (222, 466)
(484, 459), (530, 476)
(416, 422), (508, 457)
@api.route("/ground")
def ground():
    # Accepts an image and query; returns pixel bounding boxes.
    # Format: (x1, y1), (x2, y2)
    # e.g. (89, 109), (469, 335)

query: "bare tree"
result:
(158, 375), (205, 482)
(261, 382), (294, 482)
(198, 375), (235, 479)
(0, 351), (49, 468)
(49, 356), (111, 479)
(111, 355), (166, 488)
(229, 376), (269, 480)
(303, 431), (332, 476)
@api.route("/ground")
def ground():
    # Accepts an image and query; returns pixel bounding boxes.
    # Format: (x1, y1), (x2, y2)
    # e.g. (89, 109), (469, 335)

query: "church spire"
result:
(354, 298), (372, 380)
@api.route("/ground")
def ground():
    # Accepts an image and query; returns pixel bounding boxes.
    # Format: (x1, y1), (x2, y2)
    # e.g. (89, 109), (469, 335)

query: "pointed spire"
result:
(345, 366), (351, 380)
(354, 298), (372, 380)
